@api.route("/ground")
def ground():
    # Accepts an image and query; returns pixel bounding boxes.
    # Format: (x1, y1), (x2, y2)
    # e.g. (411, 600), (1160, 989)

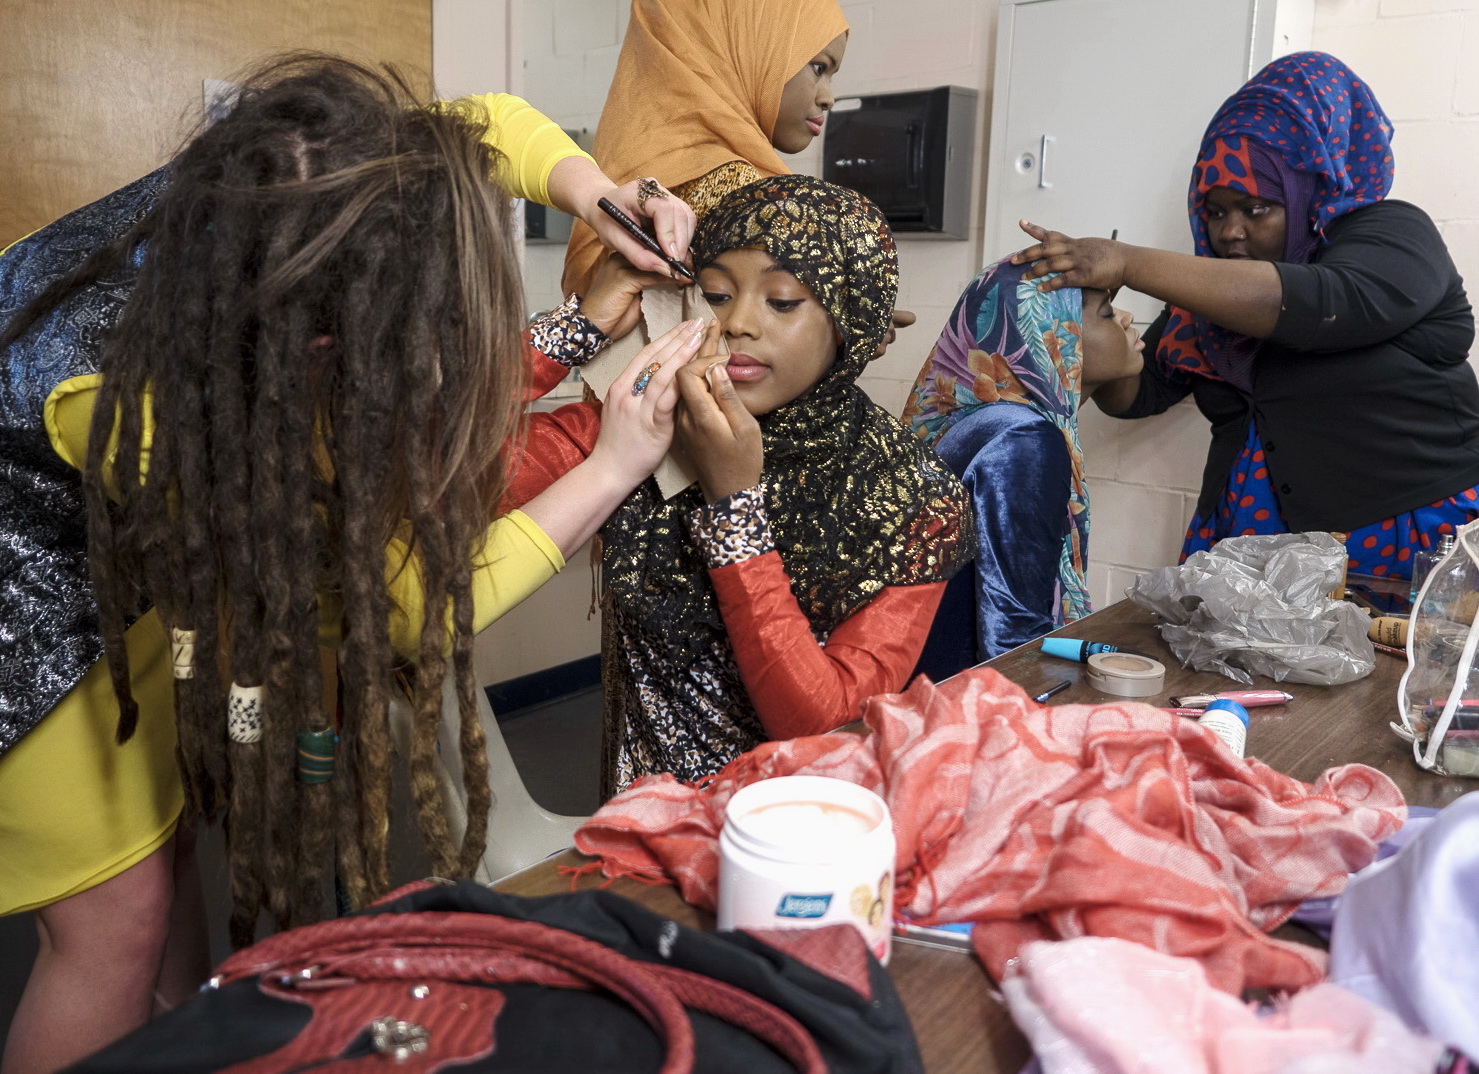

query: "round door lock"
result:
(1017, 152), (1036, 173)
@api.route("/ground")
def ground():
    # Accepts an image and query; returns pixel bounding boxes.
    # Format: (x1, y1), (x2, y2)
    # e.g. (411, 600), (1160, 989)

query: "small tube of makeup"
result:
(1169, 690), (1293, 709)
(1368, 616), (1409, 647)
(1041, 638), (1122, 663)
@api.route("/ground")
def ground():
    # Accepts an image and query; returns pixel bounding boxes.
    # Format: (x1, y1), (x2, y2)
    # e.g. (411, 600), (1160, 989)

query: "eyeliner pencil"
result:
(596, 197), (696, 282)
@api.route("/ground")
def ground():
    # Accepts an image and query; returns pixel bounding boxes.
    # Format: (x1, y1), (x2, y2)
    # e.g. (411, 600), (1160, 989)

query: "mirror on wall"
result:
(520, 0), (630, 318)
(517, 0), (821, 319)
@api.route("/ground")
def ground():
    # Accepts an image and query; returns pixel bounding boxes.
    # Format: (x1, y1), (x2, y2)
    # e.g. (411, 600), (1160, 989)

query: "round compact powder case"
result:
(1085, 652), (1166, 697)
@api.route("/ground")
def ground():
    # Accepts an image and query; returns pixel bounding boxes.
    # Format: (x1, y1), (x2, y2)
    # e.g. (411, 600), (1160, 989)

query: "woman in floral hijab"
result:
(903, 257), (1142, 673)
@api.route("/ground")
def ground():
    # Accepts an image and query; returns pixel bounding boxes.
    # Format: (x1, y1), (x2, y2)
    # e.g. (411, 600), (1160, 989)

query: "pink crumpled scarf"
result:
(574, 668), (1405, 994)
(1003, 936), (1448, 1074)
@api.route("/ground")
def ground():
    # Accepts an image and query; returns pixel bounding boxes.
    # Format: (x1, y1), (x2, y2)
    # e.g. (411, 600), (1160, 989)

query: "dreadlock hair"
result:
(7, 54), (528, 940)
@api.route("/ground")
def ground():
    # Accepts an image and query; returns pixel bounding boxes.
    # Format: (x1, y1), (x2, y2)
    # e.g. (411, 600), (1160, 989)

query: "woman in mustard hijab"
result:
(561, 0), (849, 296)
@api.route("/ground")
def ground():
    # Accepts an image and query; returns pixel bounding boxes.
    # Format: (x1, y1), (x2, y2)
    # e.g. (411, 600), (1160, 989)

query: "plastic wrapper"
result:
(1396, 518), (1479, 778)
(1126, 532), (1375, 686)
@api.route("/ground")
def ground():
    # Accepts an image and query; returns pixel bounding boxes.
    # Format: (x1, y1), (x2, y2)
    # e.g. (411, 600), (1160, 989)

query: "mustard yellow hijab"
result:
(561, 0), (848, 294)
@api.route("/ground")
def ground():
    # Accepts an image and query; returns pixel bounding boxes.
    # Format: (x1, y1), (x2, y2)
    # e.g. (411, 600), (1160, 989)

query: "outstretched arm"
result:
(520, 319), (706, 559)
(466, 92), (696, 276)
(1011, 220), (1281, 339)
(386, 320), (706, 657)
(547, 157), (696, 281)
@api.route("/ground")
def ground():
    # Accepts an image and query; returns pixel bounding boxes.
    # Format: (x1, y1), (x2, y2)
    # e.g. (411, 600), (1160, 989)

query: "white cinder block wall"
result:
(1314, 0), (1479, 290)
(484, 0), (1479, 683)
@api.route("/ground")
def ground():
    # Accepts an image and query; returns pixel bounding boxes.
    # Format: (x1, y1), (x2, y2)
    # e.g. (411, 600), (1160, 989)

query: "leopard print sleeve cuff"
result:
(528, 292), (609, 367)
(688, 484), (776, 569)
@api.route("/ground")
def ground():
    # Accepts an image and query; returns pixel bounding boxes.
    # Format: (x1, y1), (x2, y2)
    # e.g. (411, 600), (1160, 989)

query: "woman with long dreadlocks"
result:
(0, 55), (701, 1072)
(509, 176), (973, 797)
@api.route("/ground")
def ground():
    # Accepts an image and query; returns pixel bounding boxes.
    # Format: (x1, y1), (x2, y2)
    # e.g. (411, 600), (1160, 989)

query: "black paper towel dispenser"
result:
(822, 86), (977, 239)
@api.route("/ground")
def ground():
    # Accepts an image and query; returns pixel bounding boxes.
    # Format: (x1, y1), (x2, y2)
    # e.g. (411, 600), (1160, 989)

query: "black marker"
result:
(596, 197), (696, 282)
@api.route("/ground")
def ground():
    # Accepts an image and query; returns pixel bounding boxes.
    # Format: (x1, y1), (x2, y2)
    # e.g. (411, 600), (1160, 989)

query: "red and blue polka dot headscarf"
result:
(1160, 52), (1393, 389)
(1191, 50), (1393, 245)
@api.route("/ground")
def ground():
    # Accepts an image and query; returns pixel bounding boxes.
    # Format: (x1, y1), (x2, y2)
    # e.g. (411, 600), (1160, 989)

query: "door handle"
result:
(1038, 134), (1052, 190)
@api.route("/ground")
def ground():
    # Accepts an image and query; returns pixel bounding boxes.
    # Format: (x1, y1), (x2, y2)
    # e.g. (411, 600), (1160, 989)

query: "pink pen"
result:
(1169, 690), (1292, 709)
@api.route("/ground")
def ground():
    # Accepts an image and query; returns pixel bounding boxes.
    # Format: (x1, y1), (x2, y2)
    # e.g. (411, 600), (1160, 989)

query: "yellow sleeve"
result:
(45, 373), (154, 493)
(457, 92), (595, 208)
(45, 373), (100, 471)
(385, 509), (565, 661)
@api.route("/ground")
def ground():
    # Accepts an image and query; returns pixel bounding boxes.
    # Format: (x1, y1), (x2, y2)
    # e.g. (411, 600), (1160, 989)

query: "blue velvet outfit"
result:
(903, 258), (1090, 682)
(914, 403), (1072, 678)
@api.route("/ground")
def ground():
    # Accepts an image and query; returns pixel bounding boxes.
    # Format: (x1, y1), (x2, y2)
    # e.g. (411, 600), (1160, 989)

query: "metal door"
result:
(986, 0), (1312, 323)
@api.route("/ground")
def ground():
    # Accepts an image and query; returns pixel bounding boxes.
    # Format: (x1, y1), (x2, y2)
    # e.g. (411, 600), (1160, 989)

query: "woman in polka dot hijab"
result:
(1013, 52), (1479, 581)
(1164, 50), (1394, 391)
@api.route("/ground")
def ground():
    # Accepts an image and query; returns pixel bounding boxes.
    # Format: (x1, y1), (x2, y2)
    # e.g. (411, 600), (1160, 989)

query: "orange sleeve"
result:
(504, 400), (602, 510)
(508, 331), (603, 510)
(707, 553), (945, 739)
(524, 335), (573, 402)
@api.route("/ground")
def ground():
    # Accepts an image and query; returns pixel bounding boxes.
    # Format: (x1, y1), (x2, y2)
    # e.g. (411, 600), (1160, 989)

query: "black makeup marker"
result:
(596, 197), (696, 282)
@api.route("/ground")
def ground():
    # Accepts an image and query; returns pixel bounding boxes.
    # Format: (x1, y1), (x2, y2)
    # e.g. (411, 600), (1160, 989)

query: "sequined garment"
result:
(599, 176), (974, 791)
(670, 161), (763, 220)
(0, 169), (166, 755)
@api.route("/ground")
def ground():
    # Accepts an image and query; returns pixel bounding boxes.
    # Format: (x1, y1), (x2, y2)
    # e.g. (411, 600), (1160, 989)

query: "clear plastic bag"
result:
(1396, 518), (1479, 778)
(1126, 532), (1375, 686)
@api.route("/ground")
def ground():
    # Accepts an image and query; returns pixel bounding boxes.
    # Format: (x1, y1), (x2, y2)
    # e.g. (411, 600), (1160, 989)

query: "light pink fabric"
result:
(575, 668), (1405, 993)
(1003, 936), (1447, 1074)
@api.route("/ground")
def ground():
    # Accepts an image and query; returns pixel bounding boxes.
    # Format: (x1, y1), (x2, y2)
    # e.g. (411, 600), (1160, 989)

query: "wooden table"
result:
(496, 599), (1475, 1073)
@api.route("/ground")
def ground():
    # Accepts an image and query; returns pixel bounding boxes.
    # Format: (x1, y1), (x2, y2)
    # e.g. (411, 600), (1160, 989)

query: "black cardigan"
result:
(1121, 199), (1479, 532)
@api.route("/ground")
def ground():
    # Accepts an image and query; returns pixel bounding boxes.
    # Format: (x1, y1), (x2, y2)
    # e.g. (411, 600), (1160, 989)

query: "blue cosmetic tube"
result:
(1040, 638), (1122, 663)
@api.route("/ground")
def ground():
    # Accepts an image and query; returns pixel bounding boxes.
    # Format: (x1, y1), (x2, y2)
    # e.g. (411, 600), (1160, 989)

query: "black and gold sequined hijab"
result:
(602, 175), (973, 669)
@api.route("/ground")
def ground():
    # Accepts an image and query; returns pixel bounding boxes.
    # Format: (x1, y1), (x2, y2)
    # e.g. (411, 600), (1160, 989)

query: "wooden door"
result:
(1, 0), (431, 248)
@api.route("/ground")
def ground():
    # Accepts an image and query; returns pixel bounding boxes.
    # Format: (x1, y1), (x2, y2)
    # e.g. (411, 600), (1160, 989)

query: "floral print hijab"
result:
(902, 256), (1091, 622)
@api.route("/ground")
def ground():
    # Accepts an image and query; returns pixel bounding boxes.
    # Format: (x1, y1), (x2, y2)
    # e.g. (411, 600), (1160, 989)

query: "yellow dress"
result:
(0, 93), (585, 916)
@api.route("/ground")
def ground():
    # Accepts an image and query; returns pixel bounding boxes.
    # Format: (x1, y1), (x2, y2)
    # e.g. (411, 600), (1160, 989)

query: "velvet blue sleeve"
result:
(925, 404), (1073, 665)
